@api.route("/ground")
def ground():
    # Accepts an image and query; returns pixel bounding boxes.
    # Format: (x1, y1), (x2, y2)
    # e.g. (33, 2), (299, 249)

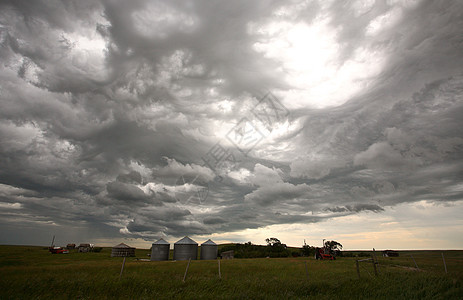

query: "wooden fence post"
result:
(356, 260), (360, 279)
(410, 254), (419, 269)
(442, 253), (448, 274)
(218, 259), (221, 279)
(371, 255), (378, 276)
(183, 258), (191, 282)
(119, 257), (126, 279)
(373, 248), (380, 274)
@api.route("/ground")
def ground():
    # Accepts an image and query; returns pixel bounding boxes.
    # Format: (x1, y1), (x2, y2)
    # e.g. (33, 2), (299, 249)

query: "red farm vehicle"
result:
(314, 247), (335, 260)
(314, 239), (336, 260)
(48, 235), (69, 254)
(49, 246), (69, 254)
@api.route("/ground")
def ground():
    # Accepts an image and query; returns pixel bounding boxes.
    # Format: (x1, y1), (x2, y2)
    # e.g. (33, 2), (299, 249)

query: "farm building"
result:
(382, 250), (399, 257)
(111, 243), (135, 257)
(66, 243), (76, 249)
(173, 236), (198, 261)
(151, 238), (170, 261)
(200, 239), (218, 260)
(221, 250), (234, 259)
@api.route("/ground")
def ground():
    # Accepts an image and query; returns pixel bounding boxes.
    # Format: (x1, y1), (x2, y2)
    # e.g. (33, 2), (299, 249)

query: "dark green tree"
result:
(301, 244), (315, 256)
(265, 237), (282, 246)
(324, 240), (343, 255)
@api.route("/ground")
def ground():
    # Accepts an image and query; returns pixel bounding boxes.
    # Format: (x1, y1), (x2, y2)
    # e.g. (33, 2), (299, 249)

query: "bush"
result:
(301, 245), (315, 257)
(219, 242), (290, 258)
(291, 251), (301, 257)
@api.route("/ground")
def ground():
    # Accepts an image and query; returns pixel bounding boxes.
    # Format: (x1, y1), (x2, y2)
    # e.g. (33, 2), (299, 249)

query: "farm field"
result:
(0, 245), (462, 299)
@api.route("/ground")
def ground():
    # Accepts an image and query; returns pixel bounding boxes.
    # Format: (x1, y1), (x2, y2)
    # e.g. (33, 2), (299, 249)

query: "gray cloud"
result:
(117, 171), (142, 184)
(0, 0), (462, 246)
(106, 181), (149, 202)
(326, 204), (385, 213)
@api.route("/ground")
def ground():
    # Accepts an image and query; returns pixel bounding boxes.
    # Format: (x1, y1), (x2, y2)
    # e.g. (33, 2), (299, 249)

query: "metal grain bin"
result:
(150, 238), (170, 261)
(173, 236), (198, 261)
(200, 239), (217, 260)
(111, 243), (135, 257)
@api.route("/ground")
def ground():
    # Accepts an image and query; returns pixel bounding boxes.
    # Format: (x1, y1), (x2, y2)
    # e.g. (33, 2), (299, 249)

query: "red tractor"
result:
(314, 239), (336, 260)
(314, 247), (335, 260)
(49, 246), (69, 254)
(48, 236), (69, 254)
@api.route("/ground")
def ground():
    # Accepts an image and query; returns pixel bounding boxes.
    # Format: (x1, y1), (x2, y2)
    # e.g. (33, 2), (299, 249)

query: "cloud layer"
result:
(1, 0), (462, 247)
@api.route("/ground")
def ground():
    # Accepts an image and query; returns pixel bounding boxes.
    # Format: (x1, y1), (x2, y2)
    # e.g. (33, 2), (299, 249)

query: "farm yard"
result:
(0, 245), (462, 299)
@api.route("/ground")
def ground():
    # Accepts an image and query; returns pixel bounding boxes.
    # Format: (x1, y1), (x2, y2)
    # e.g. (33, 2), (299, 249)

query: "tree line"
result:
(218, 238), (343, 258)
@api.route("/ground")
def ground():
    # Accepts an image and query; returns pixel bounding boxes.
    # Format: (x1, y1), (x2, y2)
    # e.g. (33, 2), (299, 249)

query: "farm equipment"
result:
(314, 247), (335, 260)
(314, 239), (335, 260)
(48, 235), (69, 254)
(49, 246), (69, 254)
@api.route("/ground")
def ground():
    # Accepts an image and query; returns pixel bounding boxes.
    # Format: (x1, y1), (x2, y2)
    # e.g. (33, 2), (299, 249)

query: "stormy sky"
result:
(1, 0), (462, 249)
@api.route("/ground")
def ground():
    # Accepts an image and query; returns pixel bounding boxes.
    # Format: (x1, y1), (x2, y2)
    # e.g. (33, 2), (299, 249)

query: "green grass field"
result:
(0, 245), (462, 299)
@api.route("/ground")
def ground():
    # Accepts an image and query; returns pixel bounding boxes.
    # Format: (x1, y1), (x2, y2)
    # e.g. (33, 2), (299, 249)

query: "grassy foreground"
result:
(0, 246), (462, 299)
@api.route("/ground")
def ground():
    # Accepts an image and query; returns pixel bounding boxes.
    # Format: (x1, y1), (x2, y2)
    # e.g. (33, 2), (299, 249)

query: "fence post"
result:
(218, 259), (221, 279)
(119, 257), (126, 279)
(371, 255), (378, 276)
(183, 258), (191, 282)
(441, 253), (448, 274)
(373, 248), (380, 274)
(410, 254), (419, 269)
(356, 260), (360, 279)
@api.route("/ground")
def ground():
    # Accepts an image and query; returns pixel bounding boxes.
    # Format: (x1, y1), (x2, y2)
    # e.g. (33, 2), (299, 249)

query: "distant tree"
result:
(301, 244), (315, 256)
(265, 237), (282, 247)
(324, 240), (343, 255)
(219, 240), (291, 259)
(291, 251), (301, 257)
(264, 238), (290, 257)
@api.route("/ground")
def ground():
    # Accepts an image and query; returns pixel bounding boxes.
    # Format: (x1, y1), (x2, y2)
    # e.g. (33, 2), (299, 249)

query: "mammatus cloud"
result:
(0, 0), (462, 248)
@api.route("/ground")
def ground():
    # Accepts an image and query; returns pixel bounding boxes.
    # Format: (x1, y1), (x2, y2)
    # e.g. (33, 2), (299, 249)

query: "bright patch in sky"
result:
(251, 17), (388, 108)
(132, 2), (198, 38)
(66, 33), (108, 80)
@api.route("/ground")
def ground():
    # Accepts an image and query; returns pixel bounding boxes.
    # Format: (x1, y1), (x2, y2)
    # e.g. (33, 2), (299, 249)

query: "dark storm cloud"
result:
(106, 181), (149, 202)
(203, 216), (226, 225)
(326, 204), (384, 213)
(0, 0), (462, 245)
(117, 171), (142, 184)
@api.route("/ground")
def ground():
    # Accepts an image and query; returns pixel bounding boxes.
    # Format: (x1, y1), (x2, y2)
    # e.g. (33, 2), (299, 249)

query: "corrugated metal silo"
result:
(173, 236), (198, 261)
(111, 243), (135, 257)
(200, 239), (217, 260)
(150, 238), (170, 261)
